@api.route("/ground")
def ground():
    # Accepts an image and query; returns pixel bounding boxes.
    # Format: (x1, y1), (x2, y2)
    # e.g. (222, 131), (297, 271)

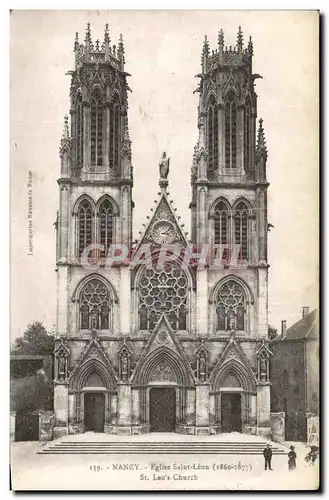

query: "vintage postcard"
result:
(10, 9), (319, 491)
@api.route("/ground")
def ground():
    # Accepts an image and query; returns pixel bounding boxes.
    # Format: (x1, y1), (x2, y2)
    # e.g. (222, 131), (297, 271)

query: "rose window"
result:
(216, 281), (246, 331)
(80, 279), (110, 330)
(138, 263), (188, 331)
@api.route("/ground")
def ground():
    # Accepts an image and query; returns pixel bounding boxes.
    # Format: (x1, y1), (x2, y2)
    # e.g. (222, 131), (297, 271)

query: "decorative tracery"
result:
(244, 96), (251, 171)
(78, 199), (93, 257)
(76, 93), (84, 168)
(208, 97), (218, 174)
(90, 89), (103, 166)
(99, 199), (114, 257)
(79, 279), (110, 330)
(225, 91), (237, 169)
(138, 263), (188, 331)
(216, 280), (246, 331)
(109, 95), (120, 169)
(214, 201), (229, 246)
(234, 201), (249, 260)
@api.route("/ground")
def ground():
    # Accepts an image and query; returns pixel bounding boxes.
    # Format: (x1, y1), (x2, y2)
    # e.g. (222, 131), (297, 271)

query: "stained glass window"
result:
(79, 279), (110, 330)
(225, 91), (237, 169)
(234, 201), (248, 261)
(90, 89), (103, 166)
(138, 263), (188, 331)
(99, 199), (114, 258)
(78, 200), (93, 258)
(216, 280), (246, 331)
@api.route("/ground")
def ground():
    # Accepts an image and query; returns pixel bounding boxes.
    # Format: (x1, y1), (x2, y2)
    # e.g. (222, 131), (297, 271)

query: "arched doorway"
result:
(84, 392), (105, 432)
(150, 387), (176, 432)
(221, 392), (242, 432)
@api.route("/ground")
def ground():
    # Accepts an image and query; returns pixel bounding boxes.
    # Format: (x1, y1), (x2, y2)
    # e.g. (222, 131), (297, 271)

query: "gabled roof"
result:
(283, 309), (319, 341)
(133, 189), (188, 254)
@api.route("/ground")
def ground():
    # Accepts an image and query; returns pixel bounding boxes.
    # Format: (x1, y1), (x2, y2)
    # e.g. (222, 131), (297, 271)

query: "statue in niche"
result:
(91, 311), (98, 330)
(260, 356), (268, 381)
(229, 314), (236, 332)
(159, 152), (170, 180)
(199, 355), (206, 382)
(58, 354), (66, 381)
(121, 354), (128, 381)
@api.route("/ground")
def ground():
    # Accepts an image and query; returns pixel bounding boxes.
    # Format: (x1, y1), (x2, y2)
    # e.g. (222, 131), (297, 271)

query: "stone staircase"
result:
(39, 440), (287, 455)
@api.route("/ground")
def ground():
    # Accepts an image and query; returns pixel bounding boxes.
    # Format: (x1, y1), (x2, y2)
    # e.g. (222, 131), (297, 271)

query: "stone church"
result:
(53, 24), (272, 438)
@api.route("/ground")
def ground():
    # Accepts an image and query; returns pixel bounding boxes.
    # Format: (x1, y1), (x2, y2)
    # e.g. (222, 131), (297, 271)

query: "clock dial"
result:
(151, 221), (177, 244)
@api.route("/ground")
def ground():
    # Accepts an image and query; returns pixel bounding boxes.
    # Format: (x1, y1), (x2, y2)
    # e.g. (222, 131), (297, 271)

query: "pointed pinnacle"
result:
(237, 26), (243, 48)
(203, 35), (210, 55)
(218, 28), (224, 47)
(74, 32), (79, 51)
(256, 118), (268, 160)
(85, 22), (92, 43)
(248, 35), (253, 55)
(63, 115), (69, 139)
(104, 23), (110, 43)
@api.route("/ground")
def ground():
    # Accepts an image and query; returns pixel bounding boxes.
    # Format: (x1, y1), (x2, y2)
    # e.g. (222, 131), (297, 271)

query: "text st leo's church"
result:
(53, 24), (272, 439)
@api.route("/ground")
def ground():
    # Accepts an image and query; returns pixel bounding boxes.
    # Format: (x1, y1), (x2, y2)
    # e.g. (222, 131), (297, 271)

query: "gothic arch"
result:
(72, 273), (119, 304)
(95, 195), (119, 215)
(209, 275), (254, 306)
(232, 197), (253, 213)
(110, 89), (122, 105)
(132, 346), (193, 387)
(72, 194), (95, 216)
(71, 357), (117, 392)
(206, 91), (218, 107)
(211, 358), (256, 393)
(88, 84), (104, 102)
(209, 197), (231, 218)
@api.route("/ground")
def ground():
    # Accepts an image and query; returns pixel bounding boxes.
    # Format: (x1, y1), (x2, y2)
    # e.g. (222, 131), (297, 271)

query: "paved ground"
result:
(10, 433), (319, 491)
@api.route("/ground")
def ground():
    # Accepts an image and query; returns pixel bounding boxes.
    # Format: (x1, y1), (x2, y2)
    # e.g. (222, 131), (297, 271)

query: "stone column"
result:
(53, 383), (69, 439)
(120, 266), (131, 336)
(195, 384), (210, 435)
(196, 268), (208, 336)
(258, 267), (268, 338)
(209, 393), (216, 430)
(256, 383), (271, 439)
(250, 394), (257, 432)
(117, 382), (132, 435)
(185, 389), (196, 427)
(10, 411), (16, 442)
(131, 388), (140, 431)
(110, 393), (118, 432)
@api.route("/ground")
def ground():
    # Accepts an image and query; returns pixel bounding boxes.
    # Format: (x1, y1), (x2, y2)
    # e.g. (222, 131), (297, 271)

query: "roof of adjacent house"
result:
(283, 309), (319, 341)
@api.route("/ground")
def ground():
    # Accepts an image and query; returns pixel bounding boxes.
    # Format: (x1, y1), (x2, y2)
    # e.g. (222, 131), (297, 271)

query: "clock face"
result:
(151, 221), (177, 244)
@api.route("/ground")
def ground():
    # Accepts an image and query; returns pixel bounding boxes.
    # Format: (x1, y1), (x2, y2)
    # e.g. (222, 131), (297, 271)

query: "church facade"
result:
(53, 24), (272, 438)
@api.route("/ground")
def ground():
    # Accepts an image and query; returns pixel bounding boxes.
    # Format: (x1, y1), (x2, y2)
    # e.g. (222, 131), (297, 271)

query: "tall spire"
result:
(237, 26), (243, 52)
(256, 118), (268, 161)
(104, 23), (110, 44)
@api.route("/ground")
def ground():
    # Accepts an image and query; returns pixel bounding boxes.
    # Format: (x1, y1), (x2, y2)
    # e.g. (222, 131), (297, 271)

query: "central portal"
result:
(221, 393), (242, 433)
(84, 392), (105, 432)
(150, 387), (176, 432)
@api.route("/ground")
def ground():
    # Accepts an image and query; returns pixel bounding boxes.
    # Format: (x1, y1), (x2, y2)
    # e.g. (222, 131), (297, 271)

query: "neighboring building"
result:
(53, 24), (272, 438)
(270, 307), (319, 441)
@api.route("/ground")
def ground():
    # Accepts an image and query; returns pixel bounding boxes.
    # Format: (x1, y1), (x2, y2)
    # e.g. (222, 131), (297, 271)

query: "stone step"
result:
(39, 441), (287, 455)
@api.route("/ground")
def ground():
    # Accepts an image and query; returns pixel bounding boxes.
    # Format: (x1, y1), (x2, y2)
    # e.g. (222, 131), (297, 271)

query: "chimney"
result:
(302, 307), (309, 319)
(281, 320), (287, 336)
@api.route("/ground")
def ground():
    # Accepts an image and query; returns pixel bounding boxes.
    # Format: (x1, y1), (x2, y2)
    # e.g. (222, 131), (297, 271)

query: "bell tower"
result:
(190, 26), (268, 257)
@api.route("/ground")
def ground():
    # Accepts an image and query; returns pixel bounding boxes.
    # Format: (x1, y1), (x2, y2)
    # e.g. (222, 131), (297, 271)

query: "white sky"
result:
(10, 10), (319, 340)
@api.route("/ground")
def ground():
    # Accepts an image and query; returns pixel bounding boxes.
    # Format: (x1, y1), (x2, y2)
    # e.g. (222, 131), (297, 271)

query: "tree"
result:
(268, 325), (279, 341)
(11, 372), (53, 412)
(11, 321), (55, 356)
